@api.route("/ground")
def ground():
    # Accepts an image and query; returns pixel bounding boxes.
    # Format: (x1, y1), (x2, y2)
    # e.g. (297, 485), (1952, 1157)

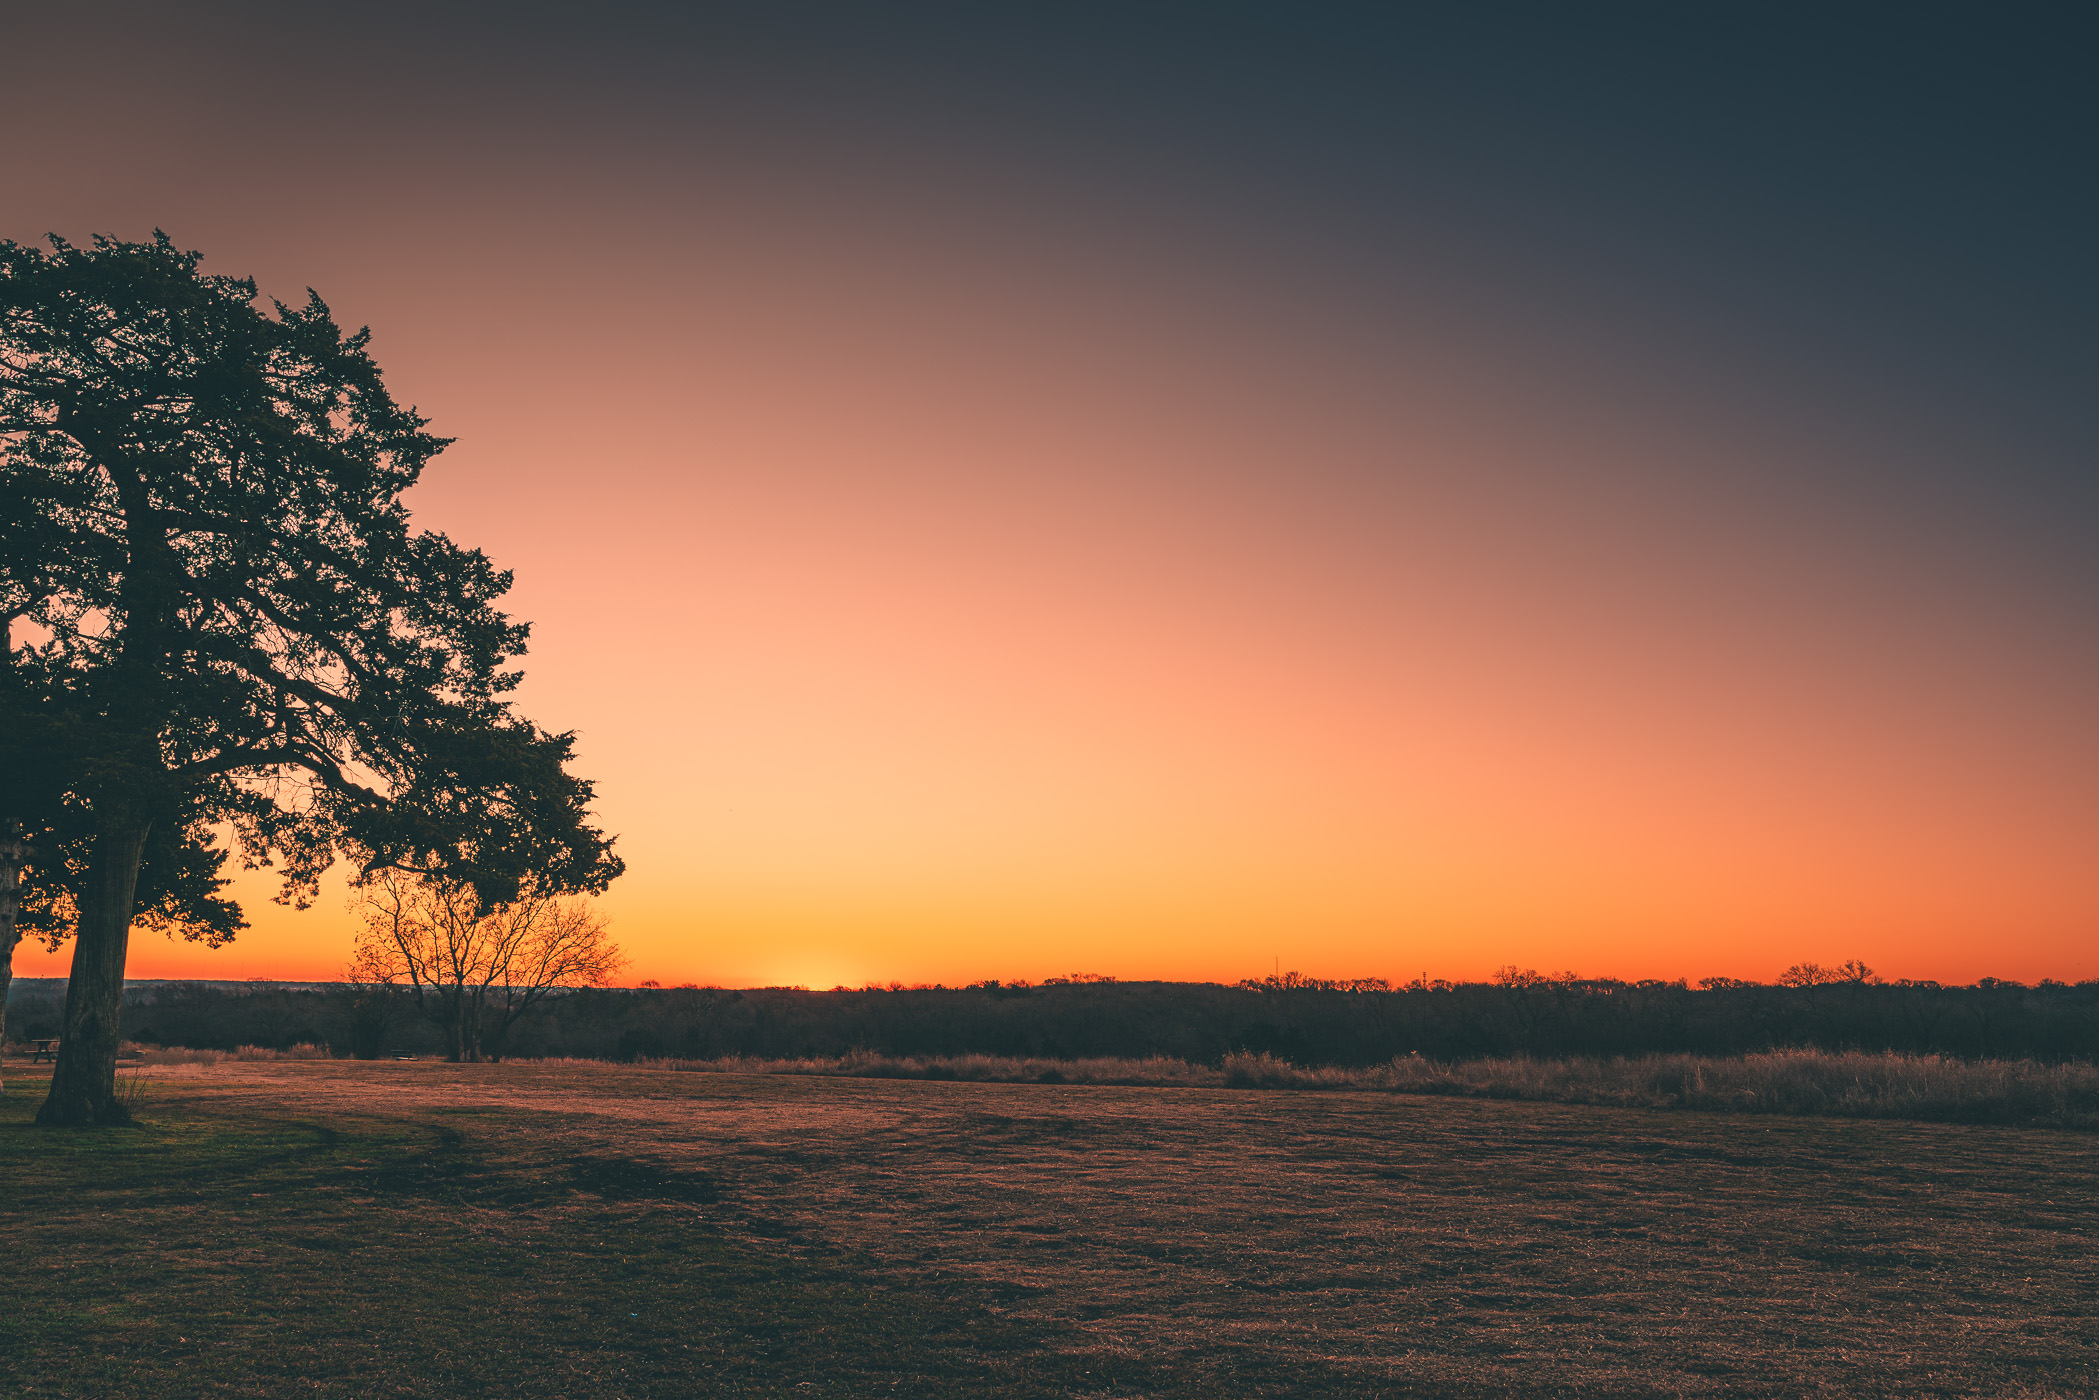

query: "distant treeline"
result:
(7, 972), (2098, 1064)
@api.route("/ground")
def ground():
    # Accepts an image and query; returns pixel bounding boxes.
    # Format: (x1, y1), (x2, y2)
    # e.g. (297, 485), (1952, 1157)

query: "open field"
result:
(610, 1049), (2099, 1129)
(103, 1044), (2099, 1130)
(4, 1060), (2096, 1398)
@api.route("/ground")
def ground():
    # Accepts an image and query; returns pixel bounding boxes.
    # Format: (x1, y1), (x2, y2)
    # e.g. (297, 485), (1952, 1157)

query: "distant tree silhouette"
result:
(1778, 960), (1877, 988)
(339, 965), (405, 1061)
(42, 971), (2099, 1067)
(1, 232), (621, 1122)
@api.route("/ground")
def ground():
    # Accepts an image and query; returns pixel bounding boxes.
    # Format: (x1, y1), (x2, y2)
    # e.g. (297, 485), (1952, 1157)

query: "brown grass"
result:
(618, 1048), (1219, 1086)
(1265, 1048), (2099, 1128)
(23, 1057), (2092, 1398)
(597, 1047), (2099, 1128)
(115, 1041), (337, 1065)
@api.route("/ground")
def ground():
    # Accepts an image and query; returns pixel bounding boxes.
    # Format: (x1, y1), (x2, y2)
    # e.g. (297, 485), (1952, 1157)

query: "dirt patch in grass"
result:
(6, 1060), (2097, 1397)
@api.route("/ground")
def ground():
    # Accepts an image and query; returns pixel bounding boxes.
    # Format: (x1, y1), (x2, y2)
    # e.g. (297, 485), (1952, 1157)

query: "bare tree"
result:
(350, 871), (623, 1062)
(1778, 959), (1879, 988)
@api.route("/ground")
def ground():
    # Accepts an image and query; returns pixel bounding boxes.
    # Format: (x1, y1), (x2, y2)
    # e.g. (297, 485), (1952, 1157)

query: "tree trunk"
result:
(37, 814), (151, 1126)
(482, 1003), (515, 1064)
(0, 830), (24, 1094)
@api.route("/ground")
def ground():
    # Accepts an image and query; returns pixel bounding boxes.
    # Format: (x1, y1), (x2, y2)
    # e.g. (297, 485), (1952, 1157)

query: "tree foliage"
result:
(1, 231), (620, 1122)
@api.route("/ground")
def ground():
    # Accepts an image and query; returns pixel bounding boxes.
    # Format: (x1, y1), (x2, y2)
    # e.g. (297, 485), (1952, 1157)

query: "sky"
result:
(7, 3), (2096, 986)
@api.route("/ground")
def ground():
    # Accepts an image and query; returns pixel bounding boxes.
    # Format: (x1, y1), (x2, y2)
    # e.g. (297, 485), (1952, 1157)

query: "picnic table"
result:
(28, 1039), (58, 1064)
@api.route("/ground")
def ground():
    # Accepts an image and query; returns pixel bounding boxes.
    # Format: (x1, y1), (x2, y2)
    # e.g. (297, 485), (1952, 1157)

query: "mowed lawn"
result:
(2, 1061), (2094, 1398)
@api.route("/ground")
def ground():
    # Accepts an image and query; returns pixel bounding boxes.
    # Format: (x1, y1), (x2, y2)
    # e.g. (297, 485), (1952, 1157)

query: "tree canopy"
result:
(1, 231), (621, 1123)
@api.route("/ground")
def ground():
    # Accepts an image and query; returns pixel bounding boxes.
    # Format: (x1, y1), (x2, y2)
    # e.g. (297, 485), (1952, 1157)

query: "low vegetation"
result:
(10, 971), (2099, 1069)
(617, 1047), (2099, 1129)
(115, 1042), (2099, 1130)
(120, 1041), (337, 1065)
(11, 974), (2098, 1132)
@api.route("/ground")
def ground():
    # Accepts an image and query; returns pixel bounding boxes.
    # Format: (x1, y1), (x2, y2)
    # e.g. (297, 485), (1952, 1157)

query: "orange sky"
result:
(8, 10), (2096, 989)
(14, 209), (2093, 988)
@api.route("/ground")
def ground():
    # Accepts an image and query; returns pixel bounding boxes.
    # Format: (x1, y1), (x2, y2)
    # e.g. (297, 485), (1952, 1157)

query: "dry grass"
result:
(621, 1048), (1219, 1087)
(600, 1047), (2099, 1129)
(115, 1041), (336, 1065)
(3, 1067), (1095, 1400)
(22, 1057), (2091, 1398)
(1265, 1049), (2099, 1128)
(58, 1043), (2099, 1128)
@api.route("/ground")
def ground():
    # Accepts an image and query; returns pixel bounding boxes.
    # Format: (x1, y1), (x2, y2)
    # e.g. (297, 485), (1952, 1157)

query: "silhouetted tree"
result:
(350, 870), (623, 1061)
(1, 232), (620, 1122)
(340, 966), (407, 1060)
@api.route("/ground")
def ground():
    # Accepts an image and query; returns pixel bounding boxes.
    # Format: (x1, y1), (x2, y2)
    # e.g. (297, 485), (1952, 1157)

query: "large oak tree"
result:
(1, 232), (620, 1123)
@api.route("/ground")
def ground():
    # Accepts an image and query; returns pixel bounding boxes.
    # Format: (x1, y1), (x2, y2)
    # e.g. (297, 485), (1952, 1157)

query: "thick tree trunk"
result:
(37, 815), (151, 1126)
(0, 831), (24, 1093)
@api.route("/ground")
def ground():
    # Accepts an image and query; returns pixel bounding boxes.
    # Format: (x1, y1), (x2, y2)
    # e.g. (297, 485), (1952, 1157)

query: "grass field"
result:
(3, 1060), (2095, 1398)
(585, 1049), (2099, 1130)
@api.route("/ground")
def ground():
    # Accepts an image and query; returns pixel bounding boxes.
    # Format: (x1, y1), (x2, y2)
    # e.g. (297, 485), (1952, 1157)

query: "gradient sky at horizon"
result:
(8, 3), (2096, 986)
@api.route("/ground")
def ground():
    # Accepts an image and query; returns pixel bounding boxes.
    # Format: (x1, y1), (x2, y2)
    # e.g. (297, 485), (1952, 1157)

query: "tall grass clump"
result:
(1377, 1050), (2099, 1128)
(120, 1042), (337, 1065)
(596, 1047), (2099, 1128)
(629, 1050), (1217, 1087)
(1221, 1050), (1364, 1089)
